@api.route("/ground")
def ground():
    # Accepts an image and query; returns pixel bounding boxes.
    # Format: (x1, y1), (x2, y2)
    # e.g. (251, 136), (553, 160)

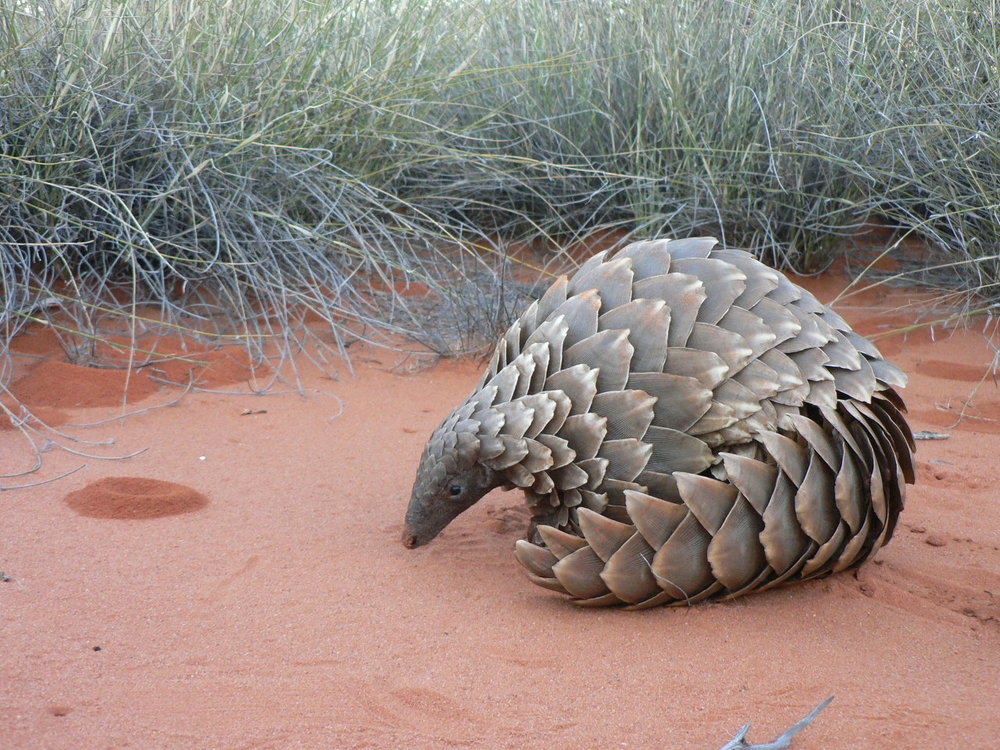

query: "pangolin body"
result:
(403, 237), (914, 608)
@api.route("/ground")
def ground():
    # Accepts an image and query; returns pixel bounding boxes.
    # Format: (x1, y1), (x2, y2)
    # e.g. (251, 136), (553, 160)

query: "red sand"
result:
(1, 276), (998, 749)
(63, 477), (209, 520)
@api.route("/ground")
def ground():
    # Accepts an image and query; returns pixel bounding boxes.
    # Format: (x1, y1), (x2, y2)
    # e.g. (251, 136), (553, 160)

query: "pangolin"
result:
(402, 237), (914, 608)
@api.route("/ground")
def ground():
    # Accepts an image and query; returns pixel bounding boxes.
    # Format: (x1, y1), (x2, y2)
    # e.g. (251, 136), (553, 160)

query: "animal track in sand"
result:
(854, 556), (999, 630)
(485, 504), (531, 535)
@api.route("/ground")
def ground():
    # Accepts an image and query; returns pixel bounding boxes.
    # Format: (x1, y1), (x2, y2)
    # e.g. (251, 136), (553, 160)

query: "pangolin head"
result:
(402, 402), (501, 548)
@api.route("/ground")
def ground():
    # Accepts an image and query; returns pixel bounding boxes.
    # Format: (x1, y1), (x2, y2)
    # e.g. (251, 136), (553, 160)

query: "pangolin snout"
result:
(401, 526), (420, 549)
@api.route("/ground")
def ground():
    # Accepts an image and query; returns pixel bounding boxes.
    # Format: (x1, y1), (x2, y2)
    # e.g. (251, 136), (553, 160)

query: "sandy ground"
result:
(2, 274), (998, 749)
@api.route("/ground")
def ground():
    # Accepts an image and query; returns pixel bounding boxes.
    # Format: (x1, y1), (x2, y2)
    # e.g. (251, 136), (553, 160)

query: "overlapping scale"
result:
(424, 236), (913, 607)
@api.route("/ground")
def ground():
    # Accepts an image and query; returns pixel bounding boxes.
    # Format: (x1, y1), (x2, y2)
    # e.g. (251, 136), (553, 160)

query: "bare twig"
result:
(914, 431), (950, 440)
(0, 463), (87, 491)
(717, 697), (833, 750)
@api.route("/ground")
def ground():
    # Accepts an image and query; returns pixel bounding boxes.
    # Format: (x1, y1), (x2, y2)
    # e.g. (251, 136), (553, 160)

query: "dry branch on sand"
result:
(718, 697), (833, 750)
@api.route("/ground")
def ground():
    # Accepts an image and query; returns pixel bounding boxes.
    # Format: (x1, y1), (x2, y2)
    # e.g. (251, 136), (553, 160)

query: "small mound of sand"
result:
(10, 360), (158, 410)
(64, 477), (208, 519)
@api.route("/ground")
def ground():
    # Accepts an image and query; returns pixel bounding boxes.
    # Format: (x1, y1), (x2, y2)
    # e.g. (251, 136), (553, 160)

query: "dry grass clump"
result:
(2, 0), (997, 366)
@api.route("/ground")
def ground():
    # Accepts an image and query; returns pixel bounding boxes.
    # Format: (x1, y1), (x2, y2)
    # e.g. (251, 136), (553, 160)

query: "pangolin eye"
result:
(449, 484), (463, 497)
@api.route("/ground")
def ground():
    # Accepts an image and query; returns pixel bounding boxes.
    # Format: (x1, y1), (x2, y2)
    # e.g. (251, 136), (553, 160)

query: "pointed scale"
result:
(496, 399), (535, 439)
(575, 456), (609, 489)
(532, 471), (555, 495)
(488, 363), (521, 406)
(524, 316), (569, 374)
(633, 272), (707, 348)
(833, 444), (865, 534)
(623, 590), (679, 610)
(732, 359), (783, 403)
(569, 256), (635, 312)
(760, 348), (809, 405)
(601, 533), (660, 603)
(534, 275), (569, 324)
(520, 391), (558, 438)
(563, 488), (583, 508)
(792, 286), (826, 314)
(845, 413), (892, 531)
(674, 471), (738, 534)
(866, 399), (917, 482)
(505, 463), (535, 488)
(537, 391), (572, 437)
(642, 426), (714, 475)
(707, 495), (768, 591)
(478, 435), (505, 461)
(552, 546), (611, 599)
(720, 453), (778, 515)
(572, 592), (625, 607)
(562, 329), (635, 393)
(550, 462), (591, 491)
(664, 236), (718, 258)
(634, 470), (683, 503)
(590, 390), (656, 441)
(580, 490), (609, 513)
(611, 239), (673, 279)
(481, 435), (530, 470)
(800, 521), (848, 578)
(597, 438), (653, 482)
(719, 565), (774, 601)
(599, 298), (671, 373)
(778, 304), (834, 353)
(556, 413), (607, 460)
(794, 452), (839, 544)
(686, 322), (754, 375)
(551, 289), (601, 350)
(523, 341), (551, 395)
(711, 249), (782, 309)
(517, 300), (540, 342)
(663, 347), (729, 390)
(843, 400), (909, 484)
(785, 413), (841, 471)
(832, 512), (873, 574)
(767, 272), (804, 306)
(575, 249), (611, 273)
(602, 478), (648, 506)
(535, 433), (576, 469)
(627, 371), (714, 432)
(545, 365), (599, 416)
(829, 359), (879, 402)
(650, 514), (717, 602)
(625, 490), (689, 549)
(759, 472), (814, 575)
(749, 297), (802, 348)
(803, 378), (838, 410)
(503, 320), (522, 367)
(869, 356), (909, 389)
(819, 306), (851, 332)
(514, 540), (558, 577)
(716, 306), (778, 359)
(536, 525), (589, 559)
(821, 333), (863, 371)
(577, 507), (635, 561)
(519, 437), (554, 474)
(687, 400), (738, 439)
(712, 379), (762, 422)
(671, 257), (748, 325)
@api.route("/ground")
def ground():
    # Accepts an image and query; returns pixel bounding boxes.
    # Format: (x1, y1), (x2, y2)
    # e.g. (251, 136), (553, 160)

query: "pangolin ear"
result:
(454, 429), (481, 471)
